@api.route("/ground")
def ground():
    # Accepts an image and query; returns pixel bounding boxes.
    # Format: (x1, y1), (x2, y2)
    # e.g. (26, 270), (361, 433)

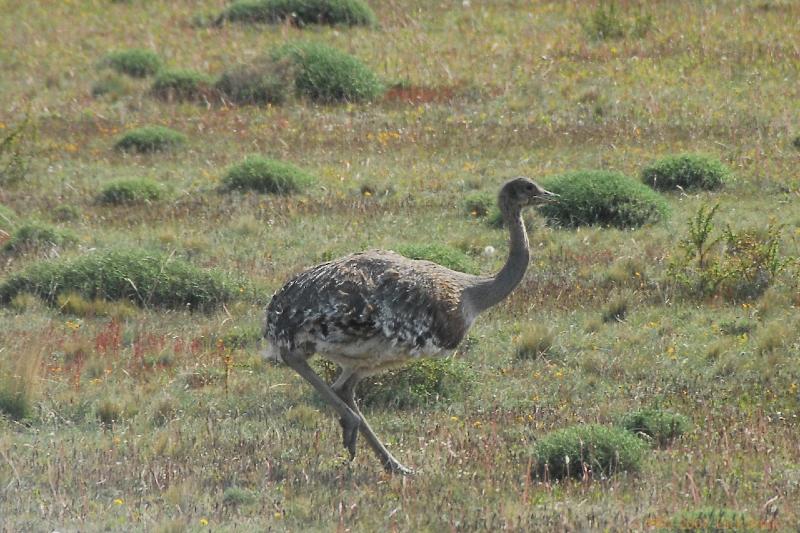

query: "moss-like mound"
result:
(0, 249), (235, 311)
(540, 170), (668, 228)
(531, 424), (646, 480)
(3, 222), (77, 254)
(97, 178), (165, 205)
(274, 42), (383, 103)
(102, 49), (162, 78)
(215, 58), (291, 105)
(221, 156), (315, 194)
(217, 0), (376, 27)
(620, 408), (690, 447)
(114, 126), (187, 153)
(641, 153), (729, 191)
(151, 69), (214, 101)
(396, 243), (479, 274)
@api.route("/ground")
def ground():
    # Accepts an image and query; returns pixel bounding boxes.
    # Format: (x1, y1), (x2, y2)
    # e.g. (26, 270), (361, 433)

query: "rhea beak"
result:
(538, 188), (559, 203)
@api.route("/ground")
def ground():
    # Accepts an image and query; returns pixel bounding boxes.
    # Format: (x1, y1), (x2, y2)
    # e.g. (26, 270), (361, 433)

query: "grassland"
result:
(1, 0), (799, 530)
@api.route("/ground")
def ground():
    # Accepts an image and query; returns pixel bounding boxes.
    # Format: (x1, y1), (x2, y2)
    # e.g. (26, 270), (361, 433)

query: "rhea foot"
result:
(339, 415), (360, 459)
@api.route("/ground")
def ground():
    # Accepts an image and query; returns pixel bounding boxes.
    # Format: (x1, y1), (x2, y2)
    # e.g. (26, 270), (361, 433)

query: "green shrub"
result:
(51, 204), (81, 222)
(396, 243), (479, 274)
(601, 293), (629, 323)
(582, 2), (652, 40)
(274, 42), (384, 103)
(539, 170), (668, 228)
(114, 126), (187, 153)
(641, 154), (729, 191)
(91, 73), (135, 99)
(221, 155), (315, 194)
(151, 69), (214, 101)
(359, 358), (474, 408)
(3, 222), (77, 254)
(0, 248), (236, 311)
(0, 204), (17, 232)
(96, 400), (122, 429)
(0, 387), (32, 421)
(671, 507), (755, 532)
(620, 408), (690, 447)
(516, 324), (556, 359)
(222, 487), (257, 507)
(215, 58), (291, 105)
(531, 424), (646, 480)
(463, 191), (494, 218)
(97, 178), (165, 205)
(102, 49), (162, 78)
(217, 0), (376, 27)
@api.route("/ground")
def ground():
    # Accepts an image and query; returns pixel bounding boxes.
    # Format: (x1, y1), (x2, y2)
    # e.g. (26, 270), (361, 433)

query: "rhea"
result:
(263, 177), (555, 474)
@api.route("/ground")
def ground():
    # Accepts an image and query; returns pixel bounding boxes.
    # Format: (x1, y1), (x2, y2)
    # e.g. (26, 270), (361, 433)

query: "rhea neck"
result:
(464, 203), (530, 316)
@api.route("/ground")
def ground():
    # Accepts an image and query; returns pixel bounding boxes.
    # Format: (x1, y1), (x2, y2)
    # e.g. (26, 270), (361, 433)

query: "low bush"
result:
(222, 487), (258, 507)
(3, 222), (77, 254)
(221, 156), (315, 194)
(641, 153), (729, 191)
(102, 49), (162, 78)
(217, 0), (376, 27)
(671, 507), (755, 532)
(51, 204), (81, 222)
(114, 126), (187, 153)
(97, 178), (165, 205)
(463, 191), (494, 218)
(531, 424), (646, 480)
(515, 324), (556, 359)
(91, 73), (135, 99)
(539, 170), (668, 228)
(215, 58), (291, 105)
(619, 408), (690, 447)
(0, 248), (236, 311)
(396, 243), (479, 274)
(582, 2), (652, 40)
(601, 293), (629, 323)
(151, 69), (214, 101)
(274, 42), (384, 103)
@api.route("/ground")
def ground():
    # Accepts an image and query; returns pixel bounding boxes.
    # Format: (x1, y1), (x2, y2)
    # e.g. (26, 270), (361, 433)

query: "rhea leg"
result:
(282, 353), (361, 459)
(332, 372), (414, 475)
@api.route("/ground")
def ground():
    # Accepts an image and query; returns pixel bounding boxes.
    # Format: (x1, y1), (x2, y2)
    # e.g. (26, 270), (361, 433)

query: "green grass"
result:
(2, 221), (77, 254)
(0, 0), (799, 530)
(215, 58), (290, 105)
(97, 178), (165, 205)
(114, 126), (187, 153)
(150, 69), (214, 101)
(217, 0), (376, 27)
(619, 408), (690, 447)
(102, 48), (162, 78)
(396, 242), (478, 274)
(221, 155), (315, 194)
(641, 153), (729, 191)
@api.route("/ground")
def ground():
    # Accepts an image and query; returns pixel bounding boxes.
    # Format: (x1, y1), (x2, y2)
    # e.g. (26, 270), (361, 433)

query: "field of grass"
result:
(1, 0), (799, 530)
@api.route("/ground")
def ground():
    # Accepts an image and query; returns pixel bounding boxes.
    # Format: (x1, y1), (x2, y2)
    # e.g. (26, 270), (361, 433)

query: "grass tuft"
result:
(102, 48), (162, 78)
(670, 507), (755, 532)
(216, 58), (291, 105)
(3, 221), (77, 254)
(222, 487), (257, 507)
(396, 243), (479, 274)
(151, 69), (214, 102)
(221, 155), (315, 194)
(619, 408), (690, 447)
(97, 178), (165, 205)
(531, 424), (647, 480)
(114, 126), (187, 153)
(515, 324), (556, 359)
(0, 204), (18, 232)
(540, 170), (669, 228)
(273, 41), (384, 103)
(0, 248), (236, 311)
(641, 153), (729, 191)
(217, 0), (376, 27)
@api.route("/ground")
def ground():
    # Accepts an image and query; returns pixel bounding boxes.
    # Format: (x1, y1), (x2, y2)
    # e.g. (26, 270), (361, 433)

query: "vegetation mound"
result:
(97, 178), (165, 205)
(102, 49), (162, 78)
(540, 170), (668, 228)
(151, 69), (214, 102)
(641, 153), (729, 191)
(221, 156), (315, 194)
(114, 126), (187, 153)
(217, 0), (376, 27)
(0, 249), (235, 311)
(397, 243), (478, 274)
(215, 58), (291, 105)
(619, 408), (690, 447)
(274, 42), (383, 103)
(3, 222), (77, 254)
(531, 424), (646, 480)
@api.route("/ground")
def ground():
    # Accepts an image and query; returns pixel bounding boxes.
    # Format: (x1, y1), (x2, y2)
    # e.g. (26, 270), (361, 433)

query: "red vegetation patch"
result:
(384, 84), (460, 104)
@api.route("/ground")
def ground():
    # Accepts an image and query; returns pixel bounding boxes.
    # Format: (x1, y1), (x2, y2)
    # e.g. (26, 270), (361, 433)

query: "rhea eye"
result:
(526, 184), (534, 191)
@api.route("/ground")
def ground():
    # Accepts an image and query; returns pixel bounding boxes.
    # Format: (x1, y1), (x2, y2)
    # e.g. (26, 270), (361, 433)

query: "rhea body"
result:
(264, 177), (554, 474)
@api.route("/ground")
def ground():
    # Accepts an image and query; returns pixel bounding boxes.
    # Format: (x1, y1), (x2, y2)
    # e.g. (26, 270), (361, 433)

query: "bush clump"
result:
(397, 243), (479, 274)
(515, 324), (556, 359)
(463, 191), (494, 218)
(151, 69), (214, 101)
(274, 42), (383, 103)
(539, 170), (668, 228)
(531, 424), (646, 480)
(641, 153), (729, 191)
(0, 204), (17, 233)
(0, 248), (236, 311)
(97, 178), (165, 205)
(221, 155), (315, 194)
(619, 408), (690, 447)
(217, 0), (376, 27)
(671, 507), (755, 532)
(102, 49), (162, 78)
(215, 58), (291, 105)
(3, 222), (77, 254)
(222, 487), (258, 507)
(114, 126), (187, 153)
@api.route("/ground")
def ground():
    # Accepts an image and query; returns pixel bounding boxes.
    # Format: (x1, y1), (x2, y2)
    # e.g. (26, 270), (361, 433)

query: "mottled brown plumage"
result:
(264, 177), (556, 474)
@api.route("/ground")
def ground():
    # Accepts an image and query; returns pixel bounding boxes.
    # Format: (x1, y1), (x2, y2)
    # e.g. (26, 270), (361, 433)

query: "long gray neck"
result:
(464, 208), (530, 316)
